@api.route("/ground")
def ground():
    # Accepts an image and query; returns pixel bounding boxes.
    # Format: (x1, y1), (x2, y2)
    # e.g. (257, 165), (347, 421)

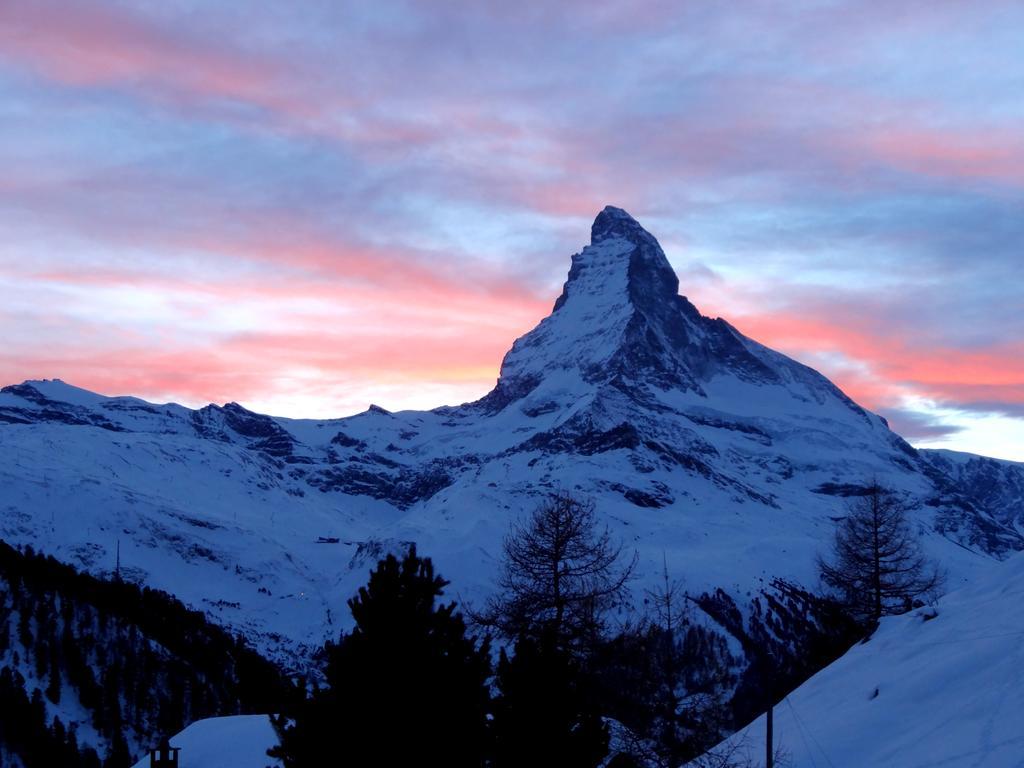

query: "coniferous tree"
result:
(486, 492), (637, 655)
(271, 547), (491, 768)
(103, 732), (131, 768)
(638, 561), (723, 766)
(0, 537), (293, 766)
(587, 563), (736, 767)
(482, 493), (636, 767)
(46, 648), (62, 705)
(492, 630), (608, 768)
(817, 483), (944, 624)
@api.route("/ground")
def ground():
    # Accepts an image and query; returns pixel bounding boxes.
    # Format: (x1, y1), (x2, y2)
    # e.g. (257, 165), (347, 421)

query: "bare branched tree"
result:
(487, 492), (637, 653)
(643, 557), (689, 759)
(688, 736), (790, 768)
(817, 483), (944, 624)
(645, 555), (690, 646)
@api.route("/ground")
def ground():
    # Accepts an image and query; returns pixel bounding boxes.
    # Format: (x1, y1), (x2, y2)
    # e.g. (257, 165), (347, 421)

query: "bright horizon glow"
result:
(2, 0), (1022, 461)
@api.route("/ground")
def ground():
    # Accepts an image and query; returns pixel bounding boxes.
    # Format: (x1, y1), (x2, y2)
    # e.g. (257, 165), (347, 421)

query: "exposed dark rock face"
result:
(308, 460), (456, 509)
(330, 431), (367, 449)
(510, 421), (642, 457)
(0, 384), (124, 431)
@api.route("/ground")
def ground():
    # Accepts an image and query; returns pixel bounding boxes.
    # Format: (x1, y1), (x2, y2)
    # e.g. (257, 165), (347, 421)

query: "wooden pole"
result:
(765, 654), (774, 768)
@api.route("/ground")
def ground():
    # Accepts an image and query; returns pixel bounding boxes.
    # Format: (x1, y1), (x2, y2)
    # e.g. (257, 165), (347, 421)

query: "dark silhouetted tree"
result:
(591, 560), (734, 767)
(817, 483), (944, 624)
(487, 492), (637, 654)
(271, 546), (491, 768)
(482, 493), (636, 767)
(642, 560), (722, 766)
(492, 630), (608, 768)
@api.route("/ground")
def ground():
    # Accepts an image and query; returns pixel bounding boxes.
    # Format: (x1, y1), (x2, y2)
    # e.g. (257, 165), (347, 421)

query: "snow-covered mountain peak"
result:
(2, 378), (108, 407)
(489, 207), (793, 411)
(590, 204), (656, 243)
(3, 207), (1024, 671)
(558, 205), (678, 312)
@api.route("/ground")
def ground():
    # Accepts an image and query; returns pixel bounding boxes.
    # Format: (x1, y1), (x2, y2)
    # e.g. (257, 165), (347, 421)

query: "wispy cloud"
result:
(1, 0), (1021, 457)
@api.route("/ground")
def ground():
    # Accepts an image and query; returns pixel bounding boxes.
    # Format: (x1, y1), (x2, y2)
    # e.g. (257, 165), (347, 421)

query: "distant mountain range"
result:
(2, 206), (1022, 669)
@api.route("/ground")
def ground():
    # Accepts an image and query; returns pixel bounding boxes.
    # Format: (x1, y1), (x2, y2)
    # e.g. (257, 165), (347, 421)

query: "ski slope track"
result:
(2, 206), (1022, 669)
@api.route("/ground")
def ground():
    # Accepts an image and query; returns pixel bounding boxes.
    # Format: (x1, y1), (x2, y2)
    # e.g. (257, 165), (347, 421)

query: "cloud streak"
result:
(0, 0), (1022, 458)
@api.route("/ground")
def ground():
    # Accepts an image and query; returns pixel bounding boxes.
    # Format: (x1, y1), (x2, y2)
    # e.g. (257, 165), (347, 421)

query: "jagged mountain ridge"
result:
(1, 206), (1021, 667)
(495, 207), (851, 403)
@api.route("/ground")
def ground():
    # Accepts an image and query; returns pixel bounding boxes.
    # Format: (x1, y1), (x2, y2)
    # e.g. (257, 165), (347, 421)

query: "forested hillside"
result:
(0, 539), (295, 767)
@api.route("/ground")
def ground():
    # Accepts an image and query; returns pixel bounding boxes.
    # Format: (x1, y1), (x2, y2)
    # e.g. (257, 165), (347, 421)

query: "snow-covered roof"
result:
(130, 715), (280, 768)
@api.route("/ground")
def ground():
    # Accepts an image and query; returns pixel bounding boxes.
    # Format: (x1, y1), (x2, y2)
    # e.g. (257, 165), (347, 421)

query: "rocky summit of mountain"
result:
(1, 207), (1022, 668)
(494, 204), (798, 401)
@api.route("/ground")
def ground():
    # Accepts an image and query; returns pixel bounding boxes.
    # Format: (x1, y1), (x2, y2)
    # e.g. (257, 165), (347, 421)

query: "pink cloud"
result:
(0, 160), (553, 309)
(1, 248), (551, 412)
(850, 125), (1024, 188)
(720, 308), (1024, 417)
(5, 252), (1023, 426)
(1, 0), (1020, 433)
(0, 322), (519, 412)
(0, 0), (547, 162)
(0, 1), (308, 114)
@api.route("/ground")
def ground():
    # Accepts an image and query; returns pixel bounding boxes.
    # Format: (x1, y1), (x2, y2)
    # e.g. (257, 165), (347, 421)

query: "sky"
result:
(1, 0), (1022, 460)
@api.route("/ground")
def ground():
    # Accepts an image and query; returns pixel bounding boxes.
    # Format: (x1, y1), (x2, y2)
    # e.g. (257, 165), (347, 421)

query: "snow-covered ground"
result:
(698, 552), (1024, 768)
(129, 715), (280, 768)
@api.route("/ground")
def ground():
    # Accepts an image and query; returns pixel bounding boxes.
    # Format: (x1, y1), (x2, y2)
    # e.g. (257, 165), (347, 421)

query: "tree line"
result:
(0, 480), (941, 766)
(0, 539), (295, 767)
(271, 485), (943, 767)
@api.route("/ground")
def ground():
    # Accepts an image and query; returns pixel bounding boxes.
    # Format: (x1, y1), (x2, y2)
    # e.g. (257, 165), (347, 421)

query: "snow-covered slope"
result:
(698, 552), (1024, 768)
(129, 715), (280, 768)
(1, 206), (1021, 667)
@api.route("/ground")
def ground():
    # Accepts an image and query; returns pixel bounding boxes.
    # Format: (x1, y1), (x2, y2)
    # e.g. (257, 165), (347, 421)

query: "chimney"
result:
(149, 737), (180, 768)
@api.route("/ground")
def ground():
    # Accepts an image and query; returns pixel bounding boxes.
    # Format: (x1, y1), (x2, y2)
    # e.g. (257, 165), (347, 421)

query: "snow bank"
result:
(697, 553), (1024, 767)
